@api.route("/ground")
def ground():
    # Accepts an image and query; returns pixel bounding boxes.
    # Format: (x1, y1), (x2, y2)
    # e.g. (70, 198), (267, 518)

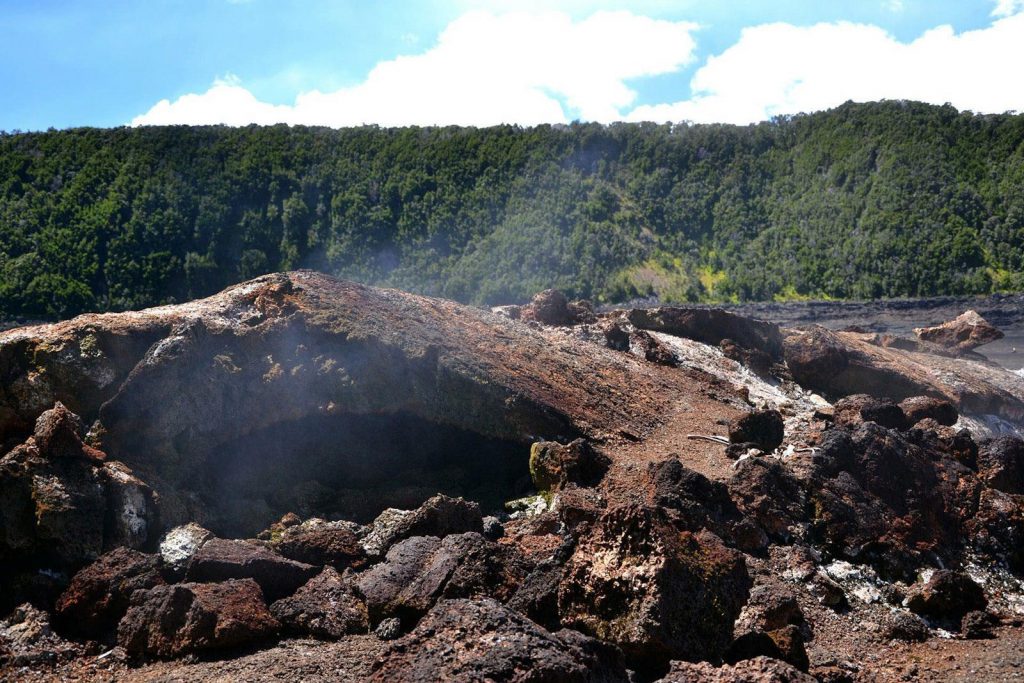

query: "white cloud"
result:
(627, 13), (1024, 125)
(992, 0), (1024, 17)
(132, 10), (697, 127)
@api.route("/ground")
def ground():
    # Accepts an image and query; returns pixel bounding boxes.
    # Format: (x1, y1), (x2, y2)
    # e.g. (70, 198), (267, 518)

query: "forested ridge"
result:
(2, 99), (1024, 319)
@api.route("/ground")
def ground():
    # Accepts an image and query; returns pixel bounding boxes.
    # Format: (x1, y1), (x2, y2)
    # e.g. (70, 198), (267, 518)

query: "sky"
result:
(1, 0), (1023, 132)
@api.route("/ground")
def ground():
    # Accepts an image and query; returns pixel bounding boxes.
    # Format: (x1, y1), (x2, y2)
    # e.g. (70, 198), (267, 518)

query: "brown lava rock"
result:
(659, 656), (815, 682)
(914, 310), (1003, 353)
(185, 537), (319, 602)
(558, 504), (751, 668)
(978, 436), (1024, 494)
(530, 439), (611, 492)
(272, 520), (366, 569)
(118, 578), (279, 659)
(905, 570), (988, 625)
(370, 597), (626, 683)
(270, 566), (368, 639)
(728, 410), (785, 452)
(54, 547), (165, 638)
(899, 396), (958, 427)
(628, 307), (783, 361)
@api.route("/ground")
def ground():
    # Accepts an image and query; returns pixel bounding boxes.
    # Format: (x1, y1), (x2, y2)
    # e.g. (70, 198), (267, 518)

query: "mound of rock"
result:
(914, 310), (1003, 353)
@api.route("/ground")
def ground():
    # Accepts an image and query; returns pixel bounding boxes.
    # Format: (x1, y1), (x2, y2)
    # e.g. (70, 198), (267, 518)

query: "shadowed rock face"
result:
(1, 272), (682, 537)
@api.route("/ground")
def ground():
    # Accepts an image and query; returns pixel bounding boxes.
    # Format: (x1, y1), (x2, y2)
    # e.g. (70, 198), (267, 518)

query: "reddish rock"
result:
(728, 410), (785, 452)
(978, 436), (1024, 495)
(899, 396), (958, 427)
(882, 611), (930, 642)
(55, 547), (165, 638)
(961, 610), (997, 639)
(728, 459), (804, 543)
(32, 402), (101, 461)
(737, 585), (804, 633)
(832, 394), (907, 430)
(272, 520), (366, 570)
(530, 439), (611, 493)
(906, 570), (987, 625)
(914, 310), (1003, 353)
(185, 538), (319, 601)
(117, 578), (279, 659)
(720, 338), (775, 375)
(520, 289), (583, 326)
(270, 567), (368, 639)
(558, 505), (751, 667)
(369, 598), (627, 683)
(659, 656), (815, 682)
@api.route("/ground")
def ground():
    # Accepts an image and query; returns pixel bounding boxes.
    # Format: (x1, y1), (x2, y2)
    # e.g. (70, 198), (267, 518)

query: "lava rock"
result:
(905, 570), (987, 625)
(783, 327), (850, 389)
(361, 494), (483, 559)
(369, 597), (627, 683)
(961, 610), (997, 639)
(725, 627), (808, 673)
(272, 520), (367, 570)
(519, 289), (579, 326)
(54, 547), (165, 638)
(530, 439), (611, 493)
(117, 578), (279, 659)
(558, 504), (751, 667)
(898, 396), (958, 427)
(737, 585), (804, 633)
(659, 656), (815, 682)
(185, 537), (319, 602)
(158, 523), (214, 575)
(270, 567), (368, 639)
(0, 603), (82, 667)
(481, 516), (504, 541)
(374, 617), (402, 640)
(720, 338), (775, 375)
(728, 458), (804, 542)
(32, 402), (101, 461)
(914, 310), (1003, 353)
(356, 532), (528, 625)
(978, 436), (1024, 495)
(507, 559), (565, 630)
(728, 410), (785, 452)
(631, 330), (678, 366)
(882, 611), (930, 642)
(833, 395), (907, 431)
(628, 308), (784, 361)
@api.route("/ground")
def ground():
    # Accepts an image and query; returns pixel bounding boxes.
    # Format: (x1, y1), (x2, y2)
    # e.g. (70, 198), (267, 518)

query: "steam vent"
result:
(4, 271), (1024, 681)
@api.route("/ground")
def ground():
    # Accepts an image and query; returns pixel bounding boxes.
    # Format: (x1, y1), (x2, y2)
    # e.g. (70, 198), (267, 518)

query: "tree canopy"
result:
(2, 100), (1023, 319)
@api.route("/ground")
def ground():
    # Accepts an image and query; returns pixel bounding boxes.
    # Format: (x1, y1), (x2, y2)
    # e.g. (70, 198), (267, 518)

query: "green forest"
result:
(2, 100), (1024, 320)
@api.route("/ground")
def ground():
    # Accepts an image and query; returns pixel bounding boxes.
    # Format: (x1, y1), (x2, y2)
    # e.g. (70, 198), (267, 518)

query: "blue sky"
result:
(1, 0), (1022, 131)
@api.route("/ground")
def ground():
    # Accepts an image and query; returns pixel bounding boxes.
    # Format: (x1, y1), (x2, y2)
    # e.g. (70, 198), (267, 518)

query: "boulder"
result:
(882, 611), (930, 642)
(728, 458), (804, 543)
(507, 558), (565, 630)
(360, 495), (483, 560)
(117, 578), (279, 659)
(898, 396), (958, 427)
(631, 330), (678, 366)
(905, 570), (987, 625)
(628, 308), (783, 361)
(736, 585), (804, 634)
(558, 505), (751, 667)
(728, 410), (785, 452)
(659, 656), (815, 682)
(914, 310), (1003, 353)
(0, 603), (82, 667)
(725, 627), (808, 673)
(369, 598), (627, 683)
(185, 537), (319, 601)
(159, 523), (214, 575)
(31, 402), (102, 462)
(530, 439), (611, 493)
(356, 532), (528, 627)
(961, 610), (997, 639)
(270, 567), (368, 639)
(54, 547), (165, 638)
(977, 436), (1024, 494)
(832, 395), (907, 431)
(272, 519), (366, 569)
(520, 289), (589, 326)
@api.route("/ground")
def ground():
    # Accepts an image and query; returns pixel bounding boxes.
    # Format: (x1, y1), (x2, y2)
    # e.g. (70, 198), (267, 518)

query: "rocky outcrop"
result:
(558, 505), (751, 668)
(905, 570), (988, 626)
(728, 410), (785, 453)
(369, 598), (627, 683)
(914, 310), (1003, 353)
(628, 307), (784, 361)
(184, 538), (319, 602)
(270, 567), (368, 639)
(54, 547), (164, 638)
(658, 656), (815, 683)
(530, 439), (611, 493)
(520, 289), (596, 326)
(117, 578), (279, 659)
(270, 519), (367, 569)
(360, 495), (483, 560)
(356, 532), (528, 627)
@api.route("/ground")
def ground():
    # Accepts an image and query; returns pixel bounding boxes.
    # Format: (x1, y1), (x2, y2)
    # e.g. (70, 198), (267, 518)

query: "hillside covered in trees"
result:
(2, 100), (1024, 319)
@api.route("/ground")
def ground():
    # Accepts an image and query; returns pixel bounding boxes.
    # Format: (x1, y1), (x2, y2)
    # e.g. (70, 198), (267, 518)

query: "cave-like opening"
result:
(190, 412), (537, 537)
